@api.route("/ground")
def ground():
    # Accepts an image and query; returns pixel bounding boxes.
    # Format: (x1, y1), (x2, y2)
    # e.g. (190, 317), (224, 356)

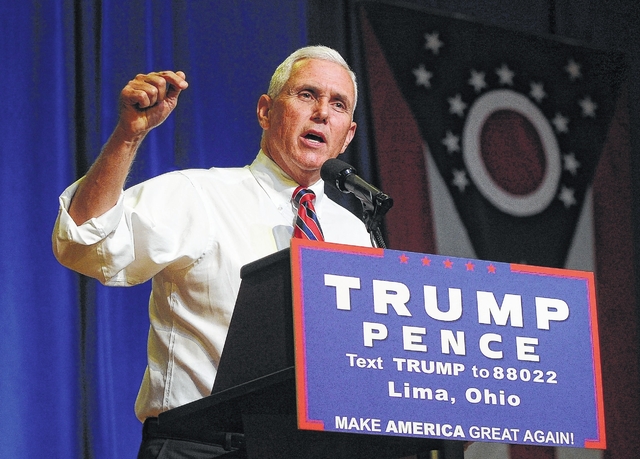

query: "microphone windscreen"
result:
(321, 158), (353, 183)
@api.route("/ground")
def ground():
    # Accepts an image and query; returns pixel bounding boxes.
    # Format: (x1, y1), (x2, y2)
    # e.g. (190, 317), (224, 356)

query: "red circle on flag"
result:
(480, 110), (546, 196)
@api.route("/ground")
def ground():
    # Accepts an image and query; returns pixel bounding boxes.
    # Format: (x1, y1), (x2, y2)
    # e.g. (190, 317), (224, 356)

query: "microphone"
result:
(321, 158), (393, 212)
(321, 158), (393, 248)
(321, 156), (394, 243)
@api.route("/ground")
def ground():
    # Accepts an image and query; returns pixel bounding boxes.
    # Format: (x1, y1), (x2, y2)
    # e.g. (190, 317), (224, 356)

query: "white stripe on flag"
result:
(557, 446), (603, 459)
(564, 187), (595, 272)
(424, 143), (476, 258)
(464, 442), (509, 459)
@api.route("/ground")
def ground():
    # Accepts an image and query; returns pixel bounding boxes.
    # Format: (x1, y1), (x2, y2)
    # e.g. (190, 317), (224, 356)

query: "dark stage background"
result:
(2, 1), (639, 458)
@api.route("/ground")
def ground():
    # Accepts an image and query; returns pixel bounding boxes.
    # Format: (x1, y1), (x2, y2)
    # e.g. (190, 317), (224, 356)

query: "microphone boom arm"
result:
(331, 164), (393, 249)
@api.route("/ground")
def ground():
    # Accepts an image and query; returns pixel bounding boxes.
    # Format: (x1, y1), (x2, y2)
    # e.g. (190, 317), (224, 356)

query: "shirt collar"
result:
(249, 150), (326, 208)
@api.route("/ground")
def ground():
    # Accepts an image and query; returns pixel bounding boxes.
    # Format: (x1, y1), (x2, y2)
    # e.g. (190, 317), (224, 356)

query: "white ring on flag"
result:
(462, 89), (561, 217)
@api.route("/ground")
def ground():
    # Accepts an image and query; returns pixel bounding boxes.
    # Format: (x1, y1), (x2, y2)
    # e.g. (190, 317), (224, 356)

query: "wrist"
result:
(112, 121), (149, 146)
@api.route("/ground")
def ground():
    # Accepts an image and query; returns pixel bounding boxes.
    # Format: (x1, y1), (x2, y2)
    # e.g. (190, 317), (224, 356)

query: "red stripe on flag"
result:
(592, 87), (640, 458)
(360, 6), (436, 254)
(509, 444), (556, 459)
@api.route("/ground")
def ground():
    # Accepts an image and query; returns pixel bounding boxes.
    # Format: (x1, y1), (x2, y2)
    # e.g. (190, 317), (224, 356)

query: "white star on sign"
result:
(529, 82), (547, 103)
(552, 112), (569, 133)
(578, 95), (598, 118)
(563, 152), (581, 176)
(495, 63), (515, 86)
(413, 64), (433, 88)
(452, 169), (469, 192)
(424, 32), (444, 55)
(442, 130), (460, 153)
(447, 93), (467, 117)
(565, 58), (582, 81)
(558, 186), (577, 208)
(468, 69), (487, 93)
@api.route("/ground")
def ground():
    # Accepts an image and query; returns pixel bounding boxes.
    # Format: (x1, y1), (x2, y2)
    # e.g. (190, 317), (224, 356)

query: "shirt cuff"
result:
(56, 178), (126, 245)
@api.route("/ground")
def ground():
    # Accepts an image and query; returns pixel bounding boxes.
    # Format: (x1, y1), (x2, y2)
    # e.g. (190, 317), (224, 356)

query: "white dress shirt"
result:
(52, 151), (371, 421)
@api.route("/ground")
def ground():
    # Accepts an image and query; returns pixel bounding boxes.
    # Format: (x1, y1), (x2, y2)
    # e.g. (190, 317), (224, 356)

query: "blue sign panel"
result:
(291, 239), (604, 449)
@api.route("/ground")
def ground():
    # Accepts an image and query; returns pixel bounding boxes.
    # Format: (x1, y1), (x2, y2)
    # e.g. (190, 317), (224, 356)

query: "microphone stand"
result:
(359, 192), (393, 249)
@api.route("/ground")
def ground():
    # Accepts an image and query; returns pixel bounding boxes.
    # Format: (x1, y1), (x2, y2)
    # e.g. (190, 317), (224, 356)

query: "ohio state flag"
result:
(358, 1), (624, 266)
(357, 2), (638, 459)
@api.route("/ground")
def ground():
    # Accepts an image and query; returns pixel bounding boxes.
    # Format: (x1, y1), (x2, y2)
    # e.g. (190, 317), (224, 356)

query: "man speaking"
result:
(53, 46), (371, 458)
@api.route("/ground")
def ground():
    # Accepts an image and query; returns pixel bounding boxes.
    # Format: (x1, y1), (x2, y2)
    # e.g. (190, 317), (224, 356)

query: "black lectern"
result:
(158, 249), (464, 458)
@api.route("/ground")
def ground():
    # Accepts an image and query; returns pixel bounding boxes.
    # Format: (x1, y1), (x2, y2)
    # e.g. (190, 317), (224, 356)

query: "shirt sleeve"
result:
(52, 172), (212, 286)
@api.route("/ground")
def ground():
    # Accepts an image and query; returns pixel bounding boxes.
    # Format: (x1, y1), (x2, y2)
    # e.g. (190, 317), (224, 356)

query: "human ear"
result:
(257, 94), (273, 130)
(340, 122), (357, 153)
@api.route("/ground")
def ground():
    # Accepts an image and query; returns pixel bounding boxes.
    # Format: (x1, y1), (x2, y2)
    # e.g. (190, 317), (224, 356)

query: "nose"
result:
(312, 97), (329, 123)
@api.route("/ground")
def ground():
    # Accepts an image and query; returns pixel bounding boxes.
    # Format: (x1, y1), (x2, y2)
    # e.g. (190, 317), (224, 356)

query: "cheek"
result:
(274, 107), (300, 133)
(336, 122), (354, 145)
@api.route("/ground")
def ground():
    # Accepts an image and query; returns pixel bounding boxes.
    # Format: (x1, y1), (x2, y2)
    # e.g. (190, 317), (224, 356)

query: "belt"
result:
(143, 417), (245, 451)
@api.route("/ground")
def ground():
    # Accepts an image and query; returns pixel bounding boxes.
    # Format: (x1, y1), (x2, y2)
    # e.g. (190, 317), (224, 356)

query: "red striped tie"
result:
(292, 186), (324, 241)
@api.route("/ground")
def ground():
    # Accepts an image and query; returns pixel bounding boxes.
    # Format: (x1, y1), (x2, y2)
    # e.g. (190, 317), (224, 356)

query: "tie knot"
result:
(293, 186), (316, 206)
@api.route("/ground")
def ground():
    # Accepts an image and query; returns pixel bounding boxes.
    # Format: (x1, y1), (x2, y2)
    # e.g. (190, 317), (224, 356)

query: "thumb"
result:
(166, 71), (188, 99)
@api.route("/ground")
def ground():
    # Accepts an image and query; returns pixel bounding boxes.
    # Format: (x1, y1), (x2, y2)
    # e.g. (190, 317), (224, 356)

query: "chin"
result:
(297, 152), (331, 168)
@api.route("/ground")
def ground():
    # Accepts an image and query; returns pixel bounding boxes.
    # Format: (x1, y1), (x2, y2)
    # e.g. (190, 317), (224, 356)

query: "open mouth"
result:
(304, 132), (326, 143)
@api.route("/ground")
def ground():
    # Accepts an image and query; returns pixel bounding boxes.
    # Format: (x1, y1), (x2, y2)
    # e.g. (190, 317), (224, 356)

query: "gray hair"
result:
(267, 45), (358, 114)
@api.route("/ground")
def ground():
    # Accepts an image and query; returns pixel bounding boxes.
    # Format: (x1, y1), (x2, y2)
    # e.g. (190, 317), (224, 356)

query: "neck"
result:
(260, 145), (320, 187)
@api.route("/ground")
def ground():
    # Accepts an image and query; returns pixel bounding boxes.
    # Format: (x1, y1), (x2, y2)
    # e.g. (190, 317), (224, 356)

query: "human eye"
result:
(298, 90), (315, 101)
(332, 100), (348, 112)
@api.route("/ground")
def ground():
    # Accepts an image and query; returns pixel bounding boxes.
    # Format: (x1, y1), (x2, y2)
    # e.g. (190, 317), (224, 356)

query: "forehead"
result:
(286, 58), (355, 102)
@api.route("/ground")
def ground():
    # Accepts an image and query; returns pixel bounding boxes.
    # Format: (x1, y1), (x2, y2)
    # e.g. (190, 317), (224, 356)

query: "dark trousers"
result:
(137, 418), (246, 459)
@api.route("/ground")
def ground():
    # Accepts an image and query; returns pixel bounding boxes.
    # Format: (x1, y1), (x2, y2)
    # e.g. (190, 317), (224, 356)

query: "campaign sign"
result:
(290, 239), (605, 449)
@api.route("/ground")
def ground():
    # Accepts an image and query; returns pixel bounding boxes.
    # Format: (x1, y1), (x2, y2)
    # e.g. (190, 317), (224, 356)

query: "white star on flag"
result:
(579, 95), (598, 118)
(529, 82), (546, 103)
(424, 31), (444, 54)
(413, 64), (433, 88)
(558, 185), (577, 208)
(468, 69), (487, 93)
(447, 93), (467, 117)
(563, 152), (581, 176)
(565, 58), (582, 80)
(552, 112), (570, 133)
(442, 130), (460, 153)
(452, 169), (469, 192)
(495, 63), (515, 86)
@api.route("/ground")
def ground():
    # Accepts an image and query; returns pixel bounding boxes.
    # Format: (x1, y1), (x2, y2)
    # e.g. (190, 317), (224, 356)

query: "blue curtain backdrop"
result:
(1, 1), (306, 458)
